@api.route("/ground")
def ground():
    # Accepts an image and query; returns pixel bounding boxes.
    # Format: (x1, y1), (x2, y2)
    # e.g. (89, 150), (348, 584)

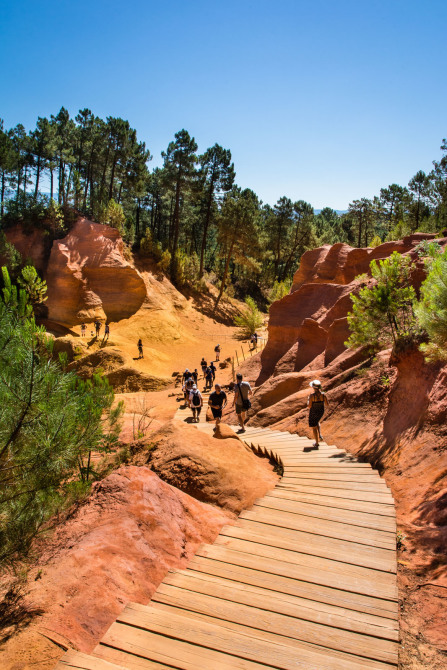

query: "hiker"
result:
(209, 361), (216, 381)
(250, 332), (258, 350)
(192, 368), (198, 384)
(208, 384), (227, 427)
(200, 357), (207, 377)
(182, 368), (193, 384)
(94, 320), (101, 337)
(214, 344), (221, 361)
(183, 377), (194, 406)
(307, 379), (329, 447)
(137, 339), (144, 359)
(80, 323), (86, 337)
(189, 384), (203, 423)
(233, 373), (253, 432)
(104, 323), (110, 340)
(204, 366), (213, 391)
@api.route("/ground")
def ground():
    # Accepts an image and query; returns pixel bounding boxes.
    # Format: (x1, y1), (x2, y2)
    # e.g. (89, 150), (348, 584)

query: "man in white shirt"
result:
(189, 384), (203, 423)
(233, 373), (253, 432)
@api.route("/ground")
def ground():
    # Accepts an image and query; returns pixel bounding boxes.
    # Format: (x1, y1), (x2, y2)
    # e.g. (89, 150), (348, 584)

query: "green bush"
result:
(234, 296), (264, 338)
(346, 252), (417, 353)
(0, 267), (122, 566)
(267, 279), (292, 306)
(414, 246), (447, 361)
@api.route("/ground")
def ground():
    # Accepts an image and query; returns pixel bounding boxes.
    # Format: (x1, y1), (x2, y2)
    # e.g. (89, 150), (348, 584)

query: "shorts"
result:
(211, 407), (222, 419)
(235, 404), (245, 415)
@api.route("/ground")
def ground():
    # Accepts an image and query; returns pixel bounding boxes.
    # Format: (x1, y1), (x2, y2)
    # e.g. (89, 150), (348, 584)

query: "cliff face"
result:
(45, 218), (147, 327)
(252, 233), (447, 670)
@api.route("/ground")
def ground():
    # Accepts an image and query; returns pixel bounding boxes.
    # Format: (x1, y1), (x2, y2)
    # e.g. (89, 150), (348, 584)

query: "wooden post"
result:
(236, 350), (239, 366)
(231, 357), (235, 381)
(241, 346), (245, 361)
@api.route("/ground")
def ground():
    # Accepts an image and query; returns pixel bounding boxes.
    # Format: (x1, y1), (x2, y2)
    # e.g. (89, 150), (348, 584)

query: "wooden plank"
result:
(276, 482), (394, 504)
(188, 555), (397, 619)
(163, 569), (399, 635)
(94, 646), (177, 669)
(196, 543), (397, 601)
(212, 535), (396, 595)
(119, 603), (397, 670)
(253, 497), (396, 532)
(230, 520), (396, 573)
(152, 586), (398, 664)
(281, 472), (388, 483)
(54, 650), (129, 670)
(240, 508), (396, 550)
(285, 463), (374, 470)
(99, 621), (272, 670)
(268, 489), (395, 516)
(280, 478), (392, 494)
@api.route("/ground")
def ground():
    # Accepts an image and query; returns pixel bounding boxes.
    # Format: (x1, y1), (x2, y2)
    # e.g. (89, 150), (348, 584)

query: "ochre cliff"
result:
(250, 233), (447, 670)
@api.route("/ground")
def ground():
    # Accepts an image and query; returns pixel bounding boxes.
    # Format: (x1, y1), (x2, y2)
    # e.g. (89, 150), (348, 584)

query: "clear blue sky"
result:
(1, 0), (446, 209)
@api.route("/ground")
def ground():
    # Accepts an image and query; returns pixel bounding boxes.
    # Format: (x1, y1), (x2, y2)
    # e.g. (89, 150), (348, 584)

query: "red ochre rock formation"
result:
(12, 466), (232, 661)
(4, 224), (48, 272)
(45, 218), (146, 327)
(258, 232), (447, 385)
(250, 234), (447, 669)
(149, 420), (278, 515)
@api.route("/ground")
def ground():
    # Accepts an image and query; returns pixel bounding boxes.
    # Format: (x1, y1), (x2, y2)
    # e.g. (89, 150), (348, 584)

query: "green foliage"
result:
(0, 232), (21, 273)
(234, 296), (264, 338)
(17, 265), (47, 305)
(267, 279), (292, 306)
(45, 198), (65, 236)
(346, 252), (417, 352)
(370, 235), (383, 248)
(414, 246), (447, 361)
(0, 267), (122, 565)
(97, 198), (126, 234)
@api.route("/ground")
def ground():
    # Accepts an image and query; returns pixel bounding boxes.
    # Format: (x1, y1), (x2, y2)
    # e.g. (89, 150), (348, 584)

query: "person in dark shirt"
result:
(209, 361), (216, 381)
(200, 357), (207, 377)
(192, 369), (198, 384)
(208, 384), (227, 426)
(204, 366), (213, 391)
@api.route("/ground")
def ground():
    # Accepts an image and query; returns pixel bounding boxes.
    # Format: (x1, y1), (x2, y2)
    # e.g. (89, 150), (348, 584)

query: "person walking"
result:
(94, 320), (101, 337)
(208, 384), (227, 427)
(137, 339), (144, 359)
(233, 373), (253, 432)
(200, 357), (207, 377)
(183, 377), (194, 407)
(189, 384), (203, 423)
(192, 368), (198, 384)
(80, 323), (86, 337)
(182, 368), (193, 384)
(209, 361), (216, 382)
(204, 366), (213, 391)
(307, 379), (329, 447)
(104, 323), (110, 340)
(214, 344), (221, 361)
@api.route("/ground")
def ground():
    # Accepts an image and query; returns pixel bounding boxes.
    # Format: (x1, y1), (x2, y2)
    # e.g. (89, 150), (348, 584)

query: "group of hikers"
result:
(80, 320), (110, 340)
(181, 344), (253, 432)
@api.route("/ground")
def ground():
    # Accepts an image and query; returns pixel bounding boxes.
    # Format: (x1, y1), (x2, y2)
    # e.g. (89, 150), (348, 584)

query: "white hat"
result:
(309, 379), (322, 388)
(192, 384), (197, 390)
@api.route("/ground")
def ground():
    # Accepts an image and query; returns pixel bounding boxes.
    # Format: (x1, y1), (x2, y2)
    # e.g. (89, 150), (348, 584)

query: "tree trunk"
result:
(34, 156), (41, 200)
(1, 171), (5, 216)
(357, 212), (363, 248)
(170, 174), (182, 276)
(199, 178), (215, 277)
(50, 169), (54, 200)
(136, 198), (140, 239)
(109, 153), (118, 201)
(214, 239), (235, 312)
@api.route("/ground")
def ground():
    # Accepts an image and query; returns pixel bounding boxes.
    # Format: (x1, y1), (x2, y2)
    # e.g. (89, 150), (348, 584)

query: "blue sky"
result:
(1, 0), (446, 209)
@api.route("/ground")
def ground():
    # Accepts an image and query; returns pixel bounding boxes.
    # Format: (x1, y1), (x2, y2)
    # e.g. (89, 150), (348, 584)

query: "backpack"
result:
(192, 391), (201, 407)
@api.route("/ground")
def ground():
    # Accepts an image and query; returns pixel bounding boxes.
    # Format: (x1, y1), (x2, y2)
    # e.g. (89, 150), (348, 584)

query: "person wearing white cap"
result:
(307, 380), (328, 447)
(214, 344), (221, 361)
(189, 384), (203, 423)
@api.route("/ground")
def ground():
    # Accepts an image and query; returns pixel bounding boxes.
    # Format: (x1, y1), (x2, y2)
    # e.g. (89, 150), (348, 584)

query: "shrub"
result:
(370, 235), (383, 248)
(414, 246), (447, 361)
(346, 252), (417, 353)
(267, 279), (292, 306)
(234, 296), (264, 338)
(0, 267), (122, 565)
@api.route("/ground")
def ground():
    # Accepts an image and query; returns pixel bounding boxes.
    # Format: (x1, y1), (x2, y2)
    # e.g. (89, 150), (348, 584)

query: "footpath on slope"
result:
(55, 397), (399, 670)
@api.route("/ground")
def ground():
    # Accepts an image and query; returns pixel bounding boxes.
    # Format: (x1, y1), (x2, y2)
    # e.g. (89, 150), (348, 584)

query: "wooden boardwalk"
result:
(56, 398), (398, 669)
